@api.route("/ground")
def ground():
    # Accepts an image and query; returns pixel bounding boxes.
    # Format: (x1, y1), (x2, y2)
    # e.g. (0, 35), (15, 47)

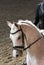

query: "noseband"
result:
(10, 24), (42, 51)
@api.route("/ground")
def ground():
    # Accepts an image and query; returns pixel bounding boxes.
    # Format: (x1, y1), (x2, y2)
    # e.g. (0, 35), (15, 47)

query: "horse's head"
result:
(7, 21), (23, 58)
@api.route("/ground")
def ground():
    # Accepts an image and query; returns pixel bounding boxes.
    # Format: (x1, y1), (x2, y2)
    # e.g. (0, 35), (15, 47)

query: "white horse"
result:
(7, 20), (44, 65)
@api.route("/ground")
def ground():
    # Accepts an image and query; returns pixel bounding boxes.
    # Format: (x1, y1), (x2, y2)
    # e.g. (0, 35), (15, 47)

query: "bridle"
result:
(10, 24), (42, 51)
(10, 24), (25, 51)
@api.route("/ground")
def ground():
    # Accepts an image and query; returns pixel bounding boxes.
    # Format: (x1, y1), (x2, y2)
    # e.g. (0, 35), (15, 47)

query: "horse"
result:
(7, 20), (44, 65)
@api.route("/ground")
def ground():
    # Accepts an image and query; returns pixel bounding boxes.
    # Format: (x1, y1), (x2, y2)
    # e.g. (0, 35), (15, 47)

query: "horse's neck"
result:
(20, 23), (44, 65)
(21, 25), (41, 44)
(22, 24), (44, 58)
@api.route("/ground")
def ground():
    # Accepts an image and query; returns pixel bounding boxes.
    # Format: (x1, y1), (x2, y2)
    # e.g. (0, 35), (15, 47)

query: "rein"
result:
(24, 36), (42, 50)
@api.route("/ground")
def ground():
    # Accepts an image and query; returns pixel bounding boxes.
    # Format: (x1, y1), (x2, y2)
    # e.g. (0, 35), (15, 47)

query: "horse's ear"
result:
(7, 21), (12, 28)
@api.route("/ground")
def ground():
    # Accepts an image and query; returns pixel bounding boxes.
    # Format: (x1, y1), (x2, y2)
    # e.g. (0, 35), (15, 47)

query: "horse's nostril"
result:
(16, 54), (19, 57)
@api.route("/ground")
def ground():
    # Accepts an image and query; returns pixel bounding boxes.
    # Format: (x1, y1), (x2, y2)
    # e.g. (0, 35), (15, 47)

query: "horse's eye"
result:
(18, 36), (21, 40)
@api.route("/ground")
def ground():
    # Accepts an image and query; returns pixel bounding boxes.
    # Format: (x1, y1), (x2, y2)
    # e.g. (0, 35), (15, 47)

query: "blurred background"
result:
(0, 0), (42, 65)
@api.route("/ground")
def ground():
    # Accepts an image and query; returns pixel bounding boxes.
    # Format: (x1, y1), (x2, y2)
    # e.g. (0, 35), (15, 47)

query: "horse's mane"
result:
(17, 20), (40, 32)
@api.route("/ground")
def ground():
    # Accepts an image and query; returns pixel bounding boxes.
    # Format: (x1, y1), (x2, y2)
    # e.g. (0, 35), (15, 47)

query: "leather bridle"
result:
(10, 24), (42, 51)
(10, 25), (25, 51)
